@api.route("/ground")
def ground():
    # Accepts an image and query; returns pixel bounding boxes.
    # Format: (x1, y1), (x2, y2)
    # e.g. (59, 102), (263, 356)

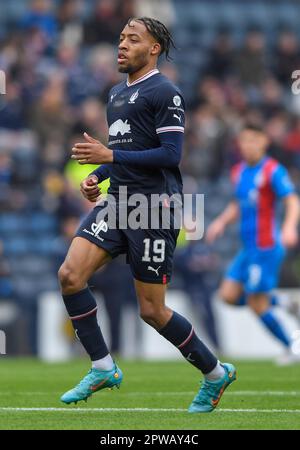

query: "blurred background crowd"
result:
(1, 0), (300, 356)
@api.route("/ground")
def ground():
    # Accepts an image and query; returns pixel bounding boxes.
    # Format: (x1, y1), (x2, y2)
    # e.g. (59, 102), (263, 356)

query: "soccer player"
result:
(58, 17), (236, 413)
(207, 124), (300, 364)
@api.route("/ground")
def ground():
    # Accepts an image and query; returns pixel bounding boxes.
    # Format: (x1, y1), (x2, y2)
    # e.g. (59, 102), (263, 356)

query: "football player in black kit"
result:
(59, 17), (236, 413)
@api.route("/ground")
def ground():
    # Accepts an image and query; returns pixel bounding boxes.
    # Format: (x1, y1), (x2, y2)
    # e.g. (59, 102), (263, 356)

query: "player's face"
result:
(238, 129), (269, 165)
(118, 21), (160, 74)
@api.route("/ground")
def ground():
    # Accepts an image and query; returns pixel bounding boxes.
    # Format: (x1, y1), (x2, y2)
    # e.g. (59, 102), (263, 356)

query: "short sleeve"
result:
(271, 165), (295, 198)
(152, 83), (185, 135)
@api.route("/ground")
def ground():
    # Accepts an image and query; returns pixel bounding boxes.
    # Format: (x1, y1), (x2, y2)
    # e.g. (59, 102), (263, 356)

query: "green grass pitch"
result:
(0, 358), (300, 430)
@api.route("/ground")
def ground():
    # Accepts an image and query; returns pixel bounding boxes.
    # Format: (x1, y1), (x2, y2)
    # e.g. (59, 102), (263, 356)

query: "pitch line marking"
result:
(127, 391), (300, 397)
(1, 407), (300, 414)
(0, 390), (300, 397)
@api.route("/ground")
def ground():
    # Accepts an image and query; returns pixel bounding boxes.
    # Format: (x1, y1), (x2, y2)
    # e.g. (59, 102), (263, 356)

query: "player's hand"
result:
(281, 224), (298, 248)
(206, 219), (225, 244)
(72, 133), (113, 164)
(80, 175), (101, 202)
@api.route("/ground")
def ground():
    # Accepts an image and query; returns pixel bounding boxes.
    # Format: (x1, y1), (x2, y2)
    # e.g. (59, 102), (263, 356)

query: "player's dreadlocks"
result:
(127, 17), (176, 61)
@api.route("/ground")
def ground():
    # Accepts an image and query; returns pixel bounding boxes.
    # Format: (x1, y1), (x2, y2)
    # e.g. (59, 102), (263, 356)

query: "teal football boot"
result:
(188, 362), (236, 413)
(60, 363), (123, 405)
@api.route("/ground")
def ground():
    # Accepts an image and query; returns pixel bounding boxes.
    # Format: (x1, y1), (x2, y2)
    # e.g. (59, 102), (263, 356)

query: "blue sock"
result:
(159, 311), (218, 374)
(62, 287), (109, 361)
(270, 294), (278, 306)
(236, 294), (278, 307)
(259, 309), (290, 348)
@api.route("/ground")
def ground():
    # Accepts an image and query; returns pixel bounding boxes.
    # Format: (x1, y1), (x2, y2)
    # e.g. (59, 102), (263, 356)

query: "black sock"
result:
(62, 287), (109, 361)
(159, 311), (217, 374)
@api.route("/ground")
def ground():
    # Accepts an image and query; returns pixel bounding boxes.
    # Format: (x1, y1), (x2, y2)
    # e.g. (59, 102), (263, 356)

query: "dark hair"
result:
(127, 17), (176, 61)
(242, 123), (265, 134)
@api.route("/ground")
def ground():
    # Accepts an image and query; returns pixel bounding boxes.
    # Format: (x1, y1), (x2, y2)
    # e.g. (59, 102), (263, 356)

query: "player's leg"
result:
(219, 278), (245, 306)
(135, 279), (220, 372)
(125, 221), (236, 413)
(59, 237), (123, 404)
(245, 247), (297, 362)
(220, 250), (248, 307)
(134, 279), (236, 413)
(247, 292), (291, 349)
(269, 292), (300, 322)
(59, 205), (127, 403)
(58, 236), (113, 366)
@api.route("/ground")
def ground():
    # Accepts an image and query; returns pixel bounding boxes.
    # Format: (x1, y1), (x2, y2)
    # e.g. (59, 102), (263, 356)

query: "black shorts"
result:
(76, 203), (179, 284)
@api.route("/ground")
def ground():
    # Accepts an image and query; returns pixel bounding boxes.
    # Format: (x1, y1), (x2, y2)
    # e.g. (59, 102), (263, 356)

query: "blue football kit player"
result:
(58, 18), (236, 412)
(207, 124), (300, 364)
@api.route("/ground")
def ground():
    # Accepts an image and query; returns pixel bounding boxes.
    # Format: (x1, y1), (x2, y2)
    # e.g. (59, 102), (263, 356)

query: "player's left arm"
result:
(272, 165), (300, 248)
(71, 85), (185, 168)
(282, 194), (300, 248)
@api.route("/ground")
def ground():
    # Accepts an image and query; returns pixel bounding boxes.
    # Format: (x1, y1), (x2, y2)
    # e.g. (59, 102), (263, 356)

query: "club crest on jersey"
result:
(109, 119), (131, 136)
(128, 89), (139, 104)
(254, 171), (265, 188)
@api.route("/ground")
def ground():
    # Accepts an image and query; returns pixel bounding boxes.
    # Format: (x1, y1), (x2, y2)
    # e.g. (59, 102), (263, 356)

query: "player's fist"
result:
(206, 219), (225, 244)
(80, 175), (101, 202)
(281, 224), (298, 248)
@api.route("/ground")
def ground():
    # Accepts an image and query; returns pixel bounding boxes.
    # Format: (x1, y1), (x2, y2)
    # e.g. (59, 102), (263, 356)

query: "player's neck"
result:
(246, 155), (267, 167)
(127, 64), (158, 85)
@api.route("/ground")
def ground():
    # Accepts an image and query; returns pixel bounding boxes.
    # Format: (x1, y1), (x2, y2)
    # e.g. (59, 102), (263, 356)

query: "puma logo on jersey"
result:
(173, 113), (181, 122)
(109, 119), (131, 136)
(147, 265), (161, 276)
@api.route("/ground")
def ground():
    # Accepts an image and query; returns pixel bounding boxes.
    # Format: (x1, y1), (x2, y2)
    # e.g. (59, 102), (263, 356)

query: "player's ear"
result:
(150, 42), (161, 57)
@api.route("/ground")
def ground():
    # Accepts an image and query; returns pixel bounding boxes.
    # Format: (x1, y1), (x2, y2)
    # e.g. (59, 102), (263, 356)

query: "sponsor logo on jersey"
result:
(83, 220), (108, 241)
(109, 119), (131, 137)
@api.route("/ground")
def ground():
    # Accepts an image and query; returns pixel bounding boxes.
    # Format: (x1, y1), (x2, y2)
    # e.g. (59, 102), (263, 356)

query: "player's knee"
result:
(58, 263), (82, 293)
(248, 297), (268, 315)
(139, 302), (167, 328)
(139, 306), (156, 324)
(218, 287), (237, 305)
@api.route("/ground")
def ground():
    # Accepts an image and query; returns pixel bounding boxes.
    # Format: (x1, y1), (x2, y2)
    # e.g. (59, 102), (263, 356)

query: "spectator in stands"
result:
(21, 0), (58, 43)
(0, 241), (13, 299)
(234, 29), (268, 86)
(283, 117), (300, 172)
(83, 0), (126, 45)
(204, 30), (235, 80)
(274, 30), (300, 85)
(56, 0), (84, 47)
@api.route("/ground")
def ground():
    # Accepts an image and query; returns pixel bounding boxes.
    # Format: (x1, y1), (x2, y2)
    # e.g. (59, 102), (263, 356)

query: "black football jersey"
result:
(106, 69), (185, 198)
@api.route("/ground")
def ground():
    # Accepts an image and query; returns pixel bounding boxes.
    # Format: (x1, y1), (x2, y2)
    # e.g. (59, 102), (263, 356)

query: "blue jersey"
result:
(106, 69), (185, 197)
(231, 156), (294, 249)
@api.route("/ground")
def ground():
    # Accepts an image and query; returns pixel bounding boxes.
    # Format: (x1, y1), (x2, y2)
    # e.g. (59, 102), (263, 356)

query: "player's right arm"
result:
(80, 175), (101, 202)
(78, 132), (111, 202)
(271, 163), (299, 248)
(206, 201), (240, 244)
